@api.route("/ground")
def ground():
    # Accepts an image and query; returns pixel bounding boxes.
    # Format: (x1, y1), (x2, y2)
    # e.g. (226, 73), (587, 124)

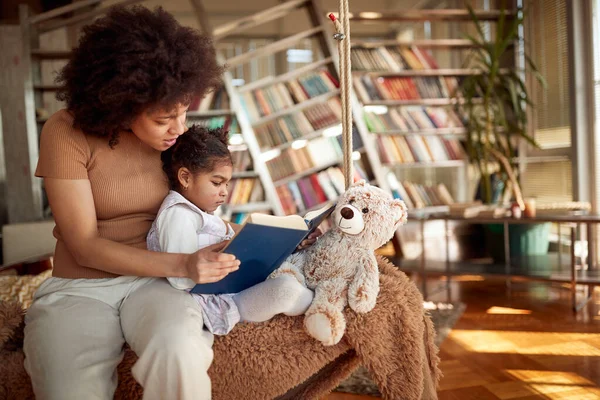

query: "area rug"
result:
(335, 301), (466, 397)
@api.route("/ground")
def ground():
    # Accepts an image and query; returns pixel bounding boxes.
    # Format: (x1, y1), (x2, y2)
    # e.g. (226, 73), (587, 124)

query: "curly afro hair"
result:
(56, 5), (224, 147)
(161, 124), (232, 191)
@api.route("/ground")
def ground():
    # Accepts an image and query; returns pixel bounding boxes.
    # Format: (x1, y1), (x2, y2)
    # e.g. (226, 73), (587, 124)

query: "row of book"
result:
(254, 98), (342, 149)
(354, 75), (459, 102)
(276, 166), (368, 215)
(189, 87), (230, 112)
(377, 135), (466, 164)
(266, 137), (342, 182)
(240, 69), (339, 122)
(364, 106), (464, 133)
(386, 173), (454, 209)
(351, 45), (439, 72)
(226, 178), (264, 205)
(231, 150), (253, 172)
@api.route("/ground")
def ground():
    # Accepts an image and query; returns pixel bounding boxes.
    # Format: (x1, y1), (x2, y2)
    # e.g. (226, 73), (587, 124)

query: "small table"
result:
(404, 212), (600, 312)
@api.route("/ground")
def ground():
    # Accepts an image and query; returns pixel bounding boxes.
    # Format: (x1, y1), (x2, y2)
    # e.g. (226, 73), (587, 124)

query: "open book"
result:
(191, 203), (336, 295)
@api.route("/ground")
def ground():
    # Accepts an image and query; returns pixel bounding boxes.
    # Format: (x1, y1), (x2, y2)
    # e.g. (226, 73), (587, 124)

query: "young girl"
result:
(147, 124), (315, 334)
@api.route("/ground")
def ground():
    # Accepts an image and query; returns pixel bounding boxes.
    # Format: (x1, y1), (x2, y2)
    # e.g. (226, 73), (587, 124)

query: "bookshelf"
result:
(207, 0), (388, 217)
(347, 10), (521, 214)
(344, 7), (521, 257)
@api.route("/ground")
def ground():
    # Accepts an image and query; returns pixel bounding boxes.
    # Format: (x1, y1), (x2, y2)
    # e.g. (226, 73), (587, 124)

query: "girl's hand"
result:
(185, 242), (240, 283)
(297, 228), (323, 251)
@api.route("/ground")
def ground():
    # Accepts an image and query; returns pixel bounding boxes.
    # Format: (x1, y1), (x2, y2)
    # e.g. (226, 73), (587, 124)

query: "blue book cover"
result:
(191, 203), (335, 295)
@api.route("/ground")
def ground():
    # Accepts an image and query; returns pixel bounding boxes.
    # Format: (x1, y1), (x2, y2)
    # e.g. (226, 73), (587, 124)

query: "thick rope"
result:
(329, 0), (353, 190)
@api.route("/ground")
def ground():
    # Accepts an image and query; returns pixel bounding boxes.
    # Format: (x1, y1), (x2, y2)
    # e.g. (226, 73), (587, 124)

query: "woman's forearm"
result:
(76, 237), (189, 277)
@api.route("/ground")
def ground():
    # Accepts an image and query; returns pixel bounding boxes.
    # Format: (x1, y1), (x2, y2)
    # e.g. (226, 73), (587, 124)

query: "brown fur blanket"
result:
(0, 257), (440, 399)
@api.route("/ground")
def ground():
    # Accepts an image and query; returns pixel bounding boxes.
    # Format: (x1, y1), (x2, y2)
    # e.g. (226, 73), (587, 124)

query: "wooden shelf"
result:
(407, 205), (450, 217)
(364, 98), (480, 106)
(259, 123), (341, 153)
(515, 155), (571, 164)
(358, 68), (510, 77)
(30, 49), (72, 59)
(384, 160), (467, 169)
(232, 171), (259, 179)
(252, 89), (340, 126)
(371, 127), (467, 136)
(33, 85), (59, 91)
(227, 202), (273, 214)
(226, 26), (324, 67)
(187, 109), (233, 118)
(393, 254), (600, 285)
(28, 0), (103, 25)
(237, 57), (333, 93)
(273, 159), (341, 187)
(349, 9), (514, 22)
(213, 0), (308, 40)
(352, 39), (480, 49)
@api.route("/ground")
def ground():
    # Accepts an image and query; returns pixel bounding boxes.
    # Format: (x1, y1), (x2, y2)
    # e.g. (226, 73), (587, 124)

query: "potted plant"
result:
(454, 3), (548, 261)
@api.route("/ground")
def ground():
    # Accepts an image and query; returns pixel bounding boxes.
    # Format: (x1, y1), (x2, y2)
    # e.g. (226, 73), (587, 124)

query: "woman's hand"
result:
(185, 242), (240, 284)
(297, 228), (323, 251)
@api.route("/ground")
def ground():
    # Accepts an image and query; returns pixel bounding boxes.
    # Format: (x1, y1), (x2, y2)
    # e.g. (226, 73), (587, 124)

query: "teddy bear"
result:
(269, 180), (408, 346)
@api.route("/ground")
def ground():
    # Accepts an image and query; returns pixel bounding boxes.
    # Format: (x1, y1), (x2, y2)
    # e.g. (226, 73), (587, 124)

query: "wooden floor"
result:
(326, 276), (600, 400)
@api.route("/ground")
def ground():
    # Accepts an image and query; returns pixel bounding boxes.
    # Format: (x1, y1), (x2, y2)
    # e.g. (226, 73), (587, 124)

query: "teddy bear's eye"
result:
(349, 199), (355, 205)
(362, 207), (369, 214)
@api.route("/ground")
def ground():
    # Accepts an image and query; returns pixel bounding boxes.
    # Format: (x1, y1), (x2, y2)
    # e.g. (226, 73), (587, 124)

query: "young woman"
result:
(25, 6), (242, 400)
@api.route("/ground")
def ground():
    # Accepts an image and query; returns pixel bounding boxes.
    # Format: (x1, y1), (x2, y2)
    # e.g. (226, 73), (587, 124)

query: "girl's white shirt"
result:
(147, 190), (235, 290)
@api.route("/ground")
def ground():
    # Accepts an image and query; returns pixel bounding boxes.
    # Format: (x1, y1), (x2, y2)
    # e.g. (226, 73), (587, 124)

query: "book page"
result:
(303, 202), (334, 222)
(247, 213), (308, 230)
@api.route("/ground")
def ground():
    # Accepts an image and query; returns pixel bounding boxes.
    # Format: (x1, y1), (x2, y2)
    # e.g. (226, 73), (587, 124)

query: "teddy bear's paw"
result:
(304, 311), (345, 346)
(349, 293), (377, 314)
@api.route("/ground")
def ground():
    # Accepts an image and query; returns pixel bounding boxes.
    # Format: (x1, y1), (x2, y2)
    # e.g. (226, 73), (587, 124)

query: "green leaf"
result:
(466, 3), (487, 43)
(525, 54), (548, 88)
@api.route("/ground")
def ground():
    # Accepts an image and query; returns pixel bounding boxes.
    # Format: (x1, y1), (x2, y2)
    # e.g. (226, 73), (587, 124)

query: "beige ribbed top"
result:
(35, 109), (169, 279)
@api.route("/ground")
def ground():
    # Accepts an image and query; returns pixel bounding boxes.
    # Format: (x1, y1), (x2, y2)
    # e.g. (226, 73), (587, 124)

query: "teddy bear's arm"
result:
(348, 253), (380, 313)
(267, 251), (307, 286)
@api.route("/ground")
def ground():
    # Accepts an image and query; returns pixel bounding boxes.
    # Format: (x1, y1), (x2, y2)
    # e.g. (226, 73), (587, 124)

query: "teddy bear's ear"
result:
(352, 179), (367, 187)
(392, 199), (408, 212)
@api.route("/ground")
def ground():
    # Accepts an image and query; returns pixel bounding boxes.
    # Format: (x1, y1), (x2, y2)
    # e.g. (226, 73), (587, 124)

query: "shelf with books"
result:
(374, 128), (466, 136)
(386, 173), (454, 210)
(345, 7), (520, 258)
(238, 57), (334, 93)
(249, 90), (341, 127)
(384, 160), (467, 169)
(358, 68), (510, 77)
(352, 39), (479, 49)
(363, 105), (465, 136)
(272, 158), (342, 187)
(377, 133), (467, 166)
(206, 0), (388, 216)
(363, 99), (475, 106)
(256, 123), (341, 153)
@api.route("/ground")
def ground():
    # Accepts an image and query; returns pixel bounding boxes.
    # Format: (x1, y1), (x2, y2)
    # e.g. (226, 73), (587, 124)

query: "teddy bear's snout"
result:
(340, 207), (354, 220)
